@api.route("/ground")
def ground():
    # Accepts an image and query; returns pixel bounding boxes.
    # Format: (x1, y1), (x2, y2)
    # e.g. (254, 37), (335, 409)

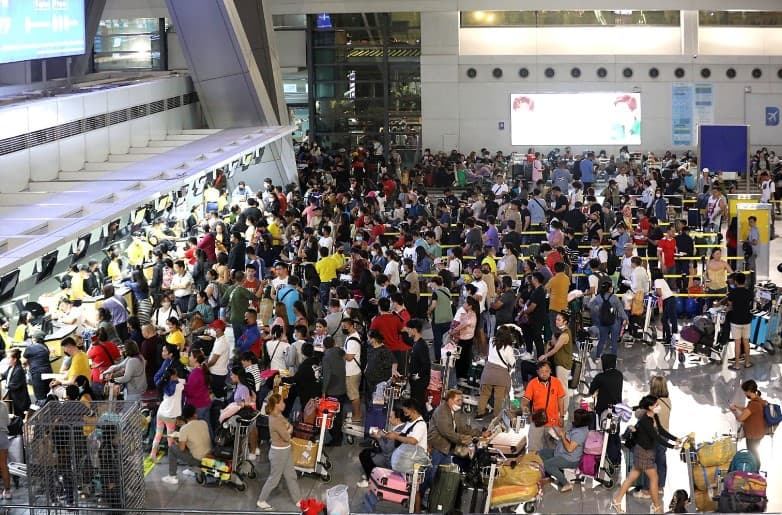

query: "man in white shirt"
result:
(491, 175), (509, 199)
(170, 259), (194, 313)
(471, 266), (488, 313)
(270, 262), (290, 295)
(206, 319), (231, 398)
(588, 237), (608, 269)
(342, 318), (363, 424)
(629, 256), (650, 294)
(615, 168), (629, 193)
(619, 243), (636, 288)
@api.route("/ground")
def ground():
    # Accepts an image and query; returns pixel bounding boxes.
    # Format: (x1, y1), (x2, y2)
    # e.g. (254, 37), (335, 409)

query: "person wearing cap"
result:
(206, 319), (231, 398)
(22, 331), (52, 400)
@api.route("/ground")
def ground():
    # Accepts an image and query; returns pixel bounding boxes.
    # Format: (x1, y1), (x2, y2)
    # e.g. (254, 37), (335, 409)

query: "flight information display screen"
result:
(0, 0), (85, 65)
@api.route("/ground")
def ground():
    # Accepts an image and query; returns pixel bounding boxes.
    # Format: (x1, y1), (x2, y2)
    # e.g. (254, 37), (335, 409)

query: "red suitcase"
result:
(370, 467), (411, 506)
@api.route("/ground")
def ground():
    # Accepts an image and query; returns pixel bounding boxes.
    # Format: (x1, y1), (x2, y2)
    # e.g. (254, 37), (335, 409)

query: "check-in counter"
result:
(37, 285), (134, 326)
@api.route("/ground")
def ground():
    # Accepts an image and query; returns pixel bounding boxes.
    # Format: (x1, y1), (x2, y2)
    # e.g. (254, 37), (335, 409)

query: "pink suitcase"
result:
(584, 431), (605, 455)
(370, 467), (410, 505)
(578, 453), (599, 477)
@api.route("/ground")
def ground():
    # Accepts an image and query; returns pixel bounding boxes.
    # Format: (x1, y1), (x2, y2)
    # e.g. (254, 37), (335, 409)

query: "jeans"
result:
(642, 444), (668, 490)
(431, 322), (451, 363)
(422, 449), (453, 495)
(596, 321), (621, 357)
(538, 448), (579, 487)
(168, 444), (201, 476)
(661, 297), (678, 345)
(484, 312), (496, 346)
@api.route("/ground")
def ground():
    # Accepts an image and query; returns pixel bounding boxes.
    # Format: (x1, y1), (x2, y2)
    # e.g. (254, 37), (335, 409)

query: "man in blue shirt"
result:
(551, 162), (572, 194)
(237, 308), (262, 358)
(580, 153), (595, 188)
(276, 275), (301, 322)
(527, 190), (547, 225)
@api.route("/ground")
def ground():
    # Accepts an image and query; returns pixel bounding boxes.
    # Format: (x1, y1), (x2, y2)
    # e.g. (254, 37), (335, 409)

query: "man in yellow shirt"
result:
(315, 247), (340, 306)
(481, 245), (498, 276)
(544, 261), (570, 342)
(52, 337), (91, 387)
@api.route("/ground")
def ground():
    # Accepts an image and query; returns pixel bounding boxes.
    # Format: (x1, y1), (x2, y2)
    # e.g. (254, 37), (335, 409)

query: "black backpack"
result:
(598, 293), (617, 326)
(606, 252), (620, 276)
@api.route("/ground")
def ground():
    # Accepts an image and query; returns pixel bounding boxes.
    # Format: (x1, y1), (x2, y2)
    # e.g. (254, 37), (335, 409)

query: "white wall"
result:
(275, 30), (307, 69)
(0, 75), (200, 193)
(460, 27), (681, 56)
(423, 57), (782, 155)
(101, 0), (170, 20)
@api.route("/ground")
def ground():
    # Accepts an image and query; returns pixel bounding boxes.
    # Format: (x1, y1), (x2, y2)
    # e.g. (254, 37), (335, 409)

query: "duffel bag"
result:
(693, 464), (721, 492)
(697, 437), (736, 467)
(694, 489), (717, 512)
(491, 483), (538, 505)
(679, 325), (703, 344)
(724, 471), (767, 497)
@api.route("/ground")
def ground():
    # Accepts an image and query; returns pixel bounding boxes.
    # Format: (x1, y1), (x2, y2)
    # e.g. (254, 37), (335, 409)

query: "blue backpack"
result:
(764, 402), (782, 426)
(728, 449), (759, 473)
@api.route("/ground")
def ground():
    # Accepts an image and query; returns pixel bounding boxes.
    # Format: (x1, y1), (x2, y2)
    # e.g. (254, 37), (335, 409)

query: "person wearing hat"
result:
(206, 319), (231, 398)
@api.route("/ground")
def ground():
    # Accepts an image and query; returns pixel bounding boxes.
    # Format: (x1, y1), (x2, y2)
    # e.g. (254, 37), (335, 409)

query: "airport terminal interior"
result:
(1, 0), (782, 514)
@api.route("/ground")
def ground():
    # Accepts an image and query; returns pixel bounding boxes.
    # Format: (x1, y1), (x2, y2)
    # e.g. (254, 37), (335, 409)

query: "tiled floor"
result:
(6, 237), (782, 514)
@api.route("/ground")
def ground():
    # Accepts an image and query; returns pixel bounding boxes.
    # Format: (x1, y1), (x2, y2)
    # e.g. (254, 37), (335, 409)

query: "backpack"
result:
(606, 252), (620, 276)
(764, 402), (782, 427)
(598, 293), (617, 326)
(729, 449), (760, 473)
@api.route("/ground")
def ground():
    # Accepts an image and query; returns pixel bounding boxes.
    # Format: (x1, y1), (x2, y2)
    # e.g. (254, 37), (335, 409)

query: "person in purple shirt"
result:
(484, 215), (500, 250)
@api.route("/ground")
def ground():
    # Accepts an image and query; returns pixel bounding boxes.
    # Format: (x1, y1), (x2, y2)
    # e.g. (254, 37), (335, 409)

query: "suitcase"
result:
(717, 492), (767, 513)
(750, 312), (770, 346)
(428, 463), (461, 512)
(369, 467), (410, 506)
(568, 357), (582, 390)
(687, 208), (700, 230)
(578, 453), (599, 477)
(293, 421), (319, 441)
(365, 404), (387, 435)
(461, 486), (487, 514)
(488, 431), (527, 463)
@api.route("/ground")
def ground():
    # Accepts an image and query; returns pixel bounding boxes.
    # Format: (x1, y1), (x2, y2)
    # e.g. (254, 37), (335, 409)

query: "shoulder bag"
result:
(531, 379), (552, 427)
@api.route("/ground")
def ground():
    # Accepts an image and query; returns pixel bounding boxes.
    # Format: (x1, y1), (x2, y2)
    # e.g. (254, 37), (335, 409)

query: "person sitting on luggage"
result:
(424, 389), (490, 495)
(539, 408), (592, 493)
(520, 362), (567, 452)
(356, 407), (405, 488)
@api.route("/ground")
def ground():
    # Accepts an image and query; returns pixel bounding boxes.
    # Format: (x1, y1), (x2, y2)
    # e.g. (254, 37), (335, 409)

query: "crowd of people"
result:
(0, 142), (777, 513)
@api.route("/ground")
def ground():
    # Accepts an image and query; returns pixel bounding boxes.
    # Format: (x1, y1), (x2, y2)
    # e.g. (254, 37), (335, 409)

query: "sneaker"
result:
(2, 490), (12, 500)
(182, 469), (196, 477)
(161, 475), (179, 485)
(256, 500), (273, 511)
(356, 479), (369, 488)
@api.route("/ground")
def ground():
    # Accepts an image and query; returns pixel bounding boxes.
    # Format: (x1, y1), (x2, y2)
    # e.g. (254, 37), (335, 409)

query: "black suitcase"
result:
(568, 357), (582, 390)
(429, 464), (461, 512)
(687, 208), (700, 230)
(717, 492), (767, 513)
(461, 486), (487, 514)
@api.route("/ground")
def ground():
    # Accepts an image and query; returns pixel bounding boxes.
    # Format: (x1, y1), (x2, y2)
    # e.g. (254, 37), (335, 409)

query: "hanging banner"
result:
(694, 82), (714, 126)
(672, 83), (693, 146)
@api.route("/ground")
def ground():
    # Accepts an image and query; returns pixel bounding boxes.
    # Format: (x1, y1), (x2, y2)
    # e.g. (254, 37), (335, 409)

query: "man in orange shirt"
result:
(521, 362), (566, 452)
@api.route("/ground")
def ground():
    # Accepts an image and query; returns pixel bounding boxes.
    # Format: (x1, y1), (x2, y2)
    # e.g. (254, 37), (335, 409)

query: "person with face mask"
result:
(611, 395), (682, 514)
(424, 389), (491, 497)
(538, 311), (573, 419)
(402, 319), (430, 411)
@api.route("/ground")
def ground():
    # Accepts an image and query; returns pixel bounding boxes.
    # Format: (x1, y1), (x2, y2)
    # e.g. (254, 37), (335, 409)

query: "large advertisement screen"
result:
(0, 0), (86, 65)
(510, 92), (642, 146)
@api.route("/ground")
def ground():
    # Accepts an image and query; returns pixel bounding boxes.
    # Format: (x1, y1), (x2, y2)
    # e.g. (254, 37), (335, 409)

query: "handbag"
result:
(622, 425), (637, 449)
(531, 379), (552, 427)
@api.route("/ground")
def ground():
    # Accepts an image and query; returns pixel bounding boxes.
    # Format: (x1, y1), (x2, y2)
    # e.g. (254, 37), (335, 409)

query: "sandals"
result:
(745, 362), (754, 368)
(651, 504), (663, 514)
(609, 500), (625, 513)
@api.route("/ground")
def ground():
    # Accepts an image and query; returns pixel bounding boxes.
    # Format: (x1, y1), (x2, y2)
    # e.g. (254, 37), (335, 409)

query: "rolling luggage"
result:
(365, 404), (387, 434)
(568, 357), (582, 390)
(750, 312), (770, 346)
(717, 492), (767, 513)
(487, 431), (527, 463)
(461, 486), (487, 514)
(370, 467), (410, 506)
(428, 463), (461, 513)
(687, 208), (700, 230)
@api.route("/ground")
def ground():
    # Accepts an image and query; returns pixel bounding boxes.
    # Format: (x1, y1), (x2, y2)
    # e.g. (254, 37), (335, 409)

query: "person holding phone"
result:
(356, 408), (406, 488)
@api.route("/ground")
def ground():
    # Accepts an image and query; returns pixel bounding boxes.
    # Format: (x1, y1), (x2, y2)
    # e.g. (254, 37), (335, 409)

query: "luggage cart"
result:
(674, 306), (728, 365)
(294, 412), (333, 482)
(483, 452), (542, 514)
(637, 294), (658, 346)
(196, 410), (260, 490)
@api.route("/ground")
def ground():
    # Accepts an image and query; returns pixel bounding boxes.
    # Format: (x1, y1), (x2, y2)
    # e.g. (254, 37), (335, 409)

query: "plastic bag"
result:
(390, 443), (431, 473)
(326, 484), (350, 515)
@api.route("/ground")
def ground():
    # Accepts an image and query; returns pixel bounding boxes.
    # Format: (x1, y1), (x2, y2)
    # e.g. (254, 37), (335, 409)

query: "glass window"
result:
(699, 11), (782, 26)
(273, 14), (306, 29)
(460, 10), (680, 27)
(94, 18), (165, 71)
